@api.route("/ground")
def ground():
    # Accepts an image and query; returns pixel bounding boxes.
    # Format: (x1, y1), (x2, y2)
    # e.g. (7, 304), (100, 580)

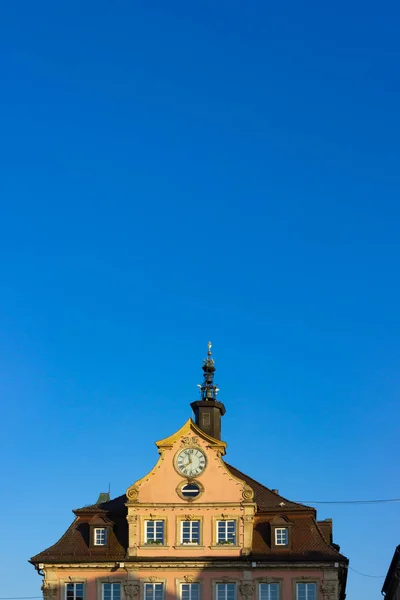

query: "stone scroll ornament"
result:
(239, 582), (255, 600)
(123, 583), (140, 600)
(320, 582), (338, 600)
(41, 582), (58, 600)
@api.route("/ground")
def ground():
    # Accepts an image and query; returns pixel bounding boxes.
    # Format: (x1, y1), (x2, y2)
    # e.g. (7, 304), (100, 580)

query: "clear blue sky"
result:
(1, 1), (399, 598)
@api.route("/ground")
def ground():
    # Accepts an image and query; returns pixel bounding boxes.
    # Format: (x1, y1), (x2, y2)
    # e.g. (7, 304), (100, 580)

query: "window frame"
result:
(94, 527), (108, 546)
(101, 583), (121, 600)
(144, 519), (165, 545)
(258, 582), (280, 600)
(143, 582), (164, 600)
(215, 583), (237, 600)
(181, 520), (201, 545)
(274, 527), (288, 546)
(216, 519), (237, 545)
(65, 582), (85, 600)
(294, 581), (318, 600)
(180, 583), (201, 600)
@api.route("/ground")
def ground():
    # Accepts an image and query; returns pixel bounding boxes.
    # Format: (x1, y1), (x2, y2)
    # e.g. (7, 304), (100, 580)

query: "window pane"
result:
(260, 584), (279, 600)
(216, 584), (235, 600)
(113, 585), (121, 600)
(297, 583), (316, 600)
(154, 584), (164, 600)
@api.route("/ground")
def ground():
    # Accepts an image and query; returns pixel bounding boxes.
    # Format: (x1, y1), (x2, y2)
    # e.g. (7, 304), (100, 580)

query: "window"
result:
(296, 583), (316, 600)
(259, 583), (279, 600)
(217, 520), (236, 544)
(144, 584), (164, 600)
(66, 583), (84, 600)
(102, 584), (120, 600)
(94, 528), (107, 546)
(275, 527), (288, 545)
(202, 413), (211, 426)
(145, 520), (164, 544)
(181, 520), (200, 544)
(216, 584), (236, 600)
(181, 583), (200, 600)
(181, 483), (201, 499)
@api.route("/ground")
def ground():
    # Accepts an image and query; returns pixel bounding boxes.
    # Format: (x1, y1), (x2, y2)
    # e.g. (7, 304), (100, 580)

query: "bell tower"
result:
(191, 342), (226, 440)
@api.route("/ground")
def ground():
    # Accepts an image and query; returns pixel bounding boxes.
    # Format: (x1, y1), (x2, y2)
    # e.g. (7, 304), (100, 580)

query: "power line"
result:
(296, 498), (400, 505)
(349, 566), (385, 578)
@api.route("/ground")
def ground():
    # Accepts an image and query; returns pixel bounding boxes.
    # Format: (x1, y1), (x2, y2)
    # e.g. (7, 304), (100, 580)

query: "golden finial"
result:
(208, 341), (212, 355)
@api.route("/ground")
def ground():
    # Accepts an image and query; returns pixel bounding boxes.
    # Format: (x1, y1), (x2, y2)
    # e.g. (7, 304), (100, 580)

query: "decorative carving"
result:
(242, 485), (254, 501)
(41, 583), (58, 600)
(239, 582), (255, 600)
(184, 514), (195, 521)
(220, 577), (234, 583)
(320, 582), (337, 600)
(127, 486), (139, 501)
(181, 436), (199, 446)
(148, 577), (158, 583)
(184, 576), (195, 583)
(243, 515), (254, 523)
(127, 515), (137, 525)
(123, 583), (140, 600)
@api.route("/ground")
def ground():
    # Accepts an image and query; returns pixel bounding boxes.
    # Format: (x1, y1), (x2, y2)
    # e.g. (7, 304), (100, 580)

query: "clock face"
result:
(176, 447), (206, 477)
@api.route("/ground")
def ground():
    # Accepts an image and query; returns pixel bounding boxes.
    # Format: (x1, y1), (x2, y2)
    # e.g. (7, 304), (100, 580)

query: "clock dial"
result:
(176, 448), (206, 477)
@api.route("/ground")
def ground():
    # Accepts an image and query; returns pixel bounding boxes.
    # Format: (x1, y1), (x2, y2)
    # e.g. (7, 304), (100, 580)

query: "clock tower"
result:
(191, 342), (226, 440)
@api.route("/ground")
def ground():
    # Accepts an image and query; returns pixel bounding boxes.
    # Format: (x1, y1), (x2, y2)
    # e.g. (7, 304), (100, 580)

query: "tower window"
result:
(275, 527), (288, 545)
(216, 520), (236, 544)
(145, 520), (164, 544)
(202, 413), (211, 426)
(181, 520), (200, 544)
(94, 527), (107, 546)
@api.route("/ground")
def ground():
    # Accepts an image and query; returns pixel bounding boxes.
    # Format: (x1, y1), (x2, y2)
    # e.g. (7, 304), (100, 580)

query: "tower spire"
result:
(191, 343), (226, 440)
(198, 341), (219, 401)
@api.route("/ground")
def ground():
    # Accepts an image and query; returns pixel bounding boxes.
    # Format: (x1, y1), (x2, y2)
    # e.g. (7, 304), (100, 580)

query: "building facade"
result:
(30, 345), (348, 600)
(382, 545), (400, 600)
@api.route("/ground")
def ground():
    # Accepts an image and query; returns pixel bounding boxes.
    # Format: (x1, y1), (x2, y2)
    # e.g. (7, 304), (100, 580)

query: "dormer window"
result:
(275, 527), (288, 545)
(94, 527), (107, 546)
(270, 515), (292, 549)
(88, 513), (112, 548)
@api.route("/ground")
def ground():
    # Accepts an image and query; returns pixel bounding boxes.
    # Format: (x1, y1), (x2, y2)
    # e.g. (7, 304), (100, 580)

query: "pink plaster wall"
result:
(54, 568), (325, 600)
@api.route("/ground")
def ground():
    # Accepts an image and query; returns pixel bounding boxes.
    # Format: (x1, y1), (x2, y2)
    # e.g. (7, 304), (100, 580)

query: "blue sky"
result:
(0, 1), (399, 598)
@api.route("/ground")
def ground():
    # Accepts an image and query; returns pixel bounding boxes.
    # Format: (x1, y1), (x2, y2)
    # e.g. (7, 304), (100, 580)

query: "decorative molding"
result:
(181, 436), (199, 446)
(126, 486), (139, 502)
(239, 582), (255, 600)
(320, 581), (337, 600)
(127, 515), (137, 525)
(184, 514), (195, 521)
(242, 485), (254, 501)
(148, 577), (158, 583)
(123, 583), (140, 600)
(183, 576), (195, 583)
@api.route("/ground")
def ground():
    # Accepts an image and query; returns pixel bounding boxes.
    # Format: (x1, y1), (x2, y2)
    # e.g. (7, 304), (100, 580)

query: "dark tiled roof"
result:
(30, 467), (347, 565)
(30, 496), (127, 564)
(225, 463), (312, 512)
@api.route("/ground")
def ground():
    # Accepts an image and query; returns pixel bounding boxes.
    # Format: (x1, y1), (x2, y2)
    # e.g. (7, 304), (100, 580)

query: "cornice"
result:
(38, 560), (347, 570)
